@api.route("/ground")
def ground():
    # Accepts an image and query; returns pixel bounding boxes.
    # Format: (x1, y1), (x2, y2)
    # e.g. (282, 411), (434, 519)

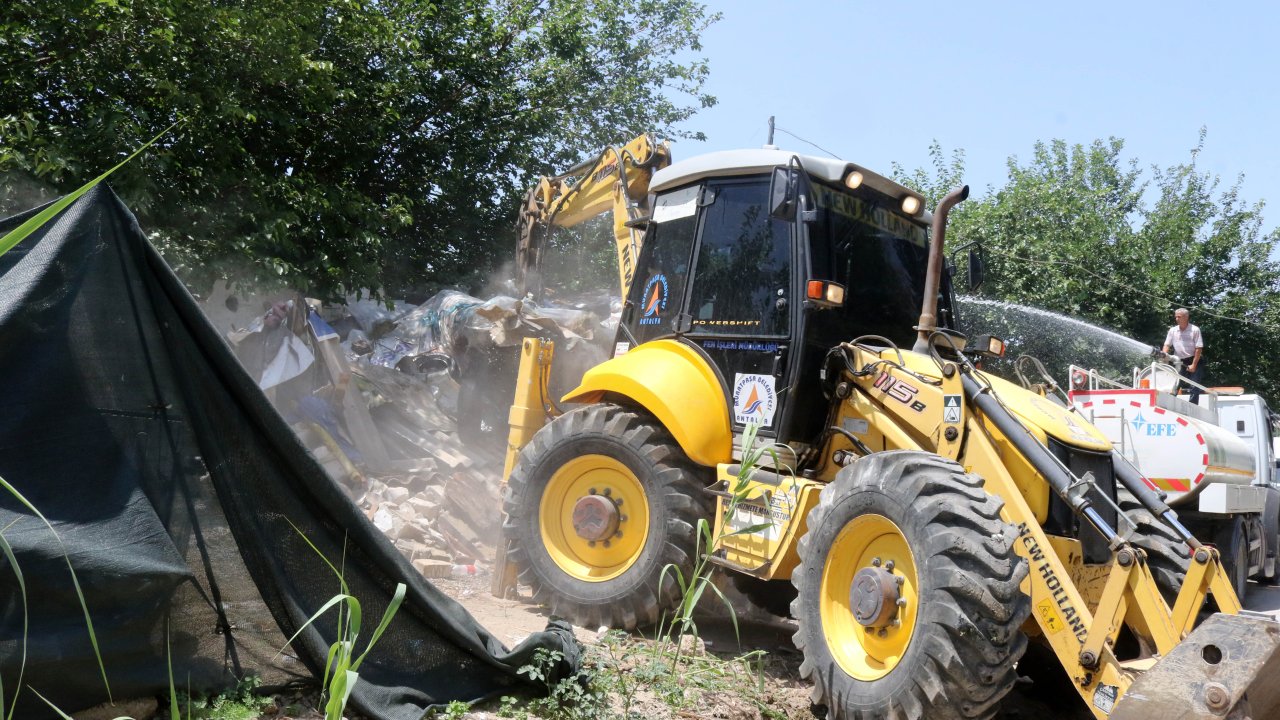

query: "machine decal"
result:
(1092, 684), (1118, 714)
(943, 395), (962, 424)
(811, 184), (928, 248)
(842, 417), (869, 435)
(1035, 599), (1065, 634)
(652, 184), (699, 222)
(639, 274), (669, 326)
(694, 318), (762, 329)
(733, 373), (778, 427)
(873, 371), (926, 412)
(701, 339), (779, 353)
(1019, 522), (1088, 642)
(613, 342), (630, 358)
(591, 160), (618, 184)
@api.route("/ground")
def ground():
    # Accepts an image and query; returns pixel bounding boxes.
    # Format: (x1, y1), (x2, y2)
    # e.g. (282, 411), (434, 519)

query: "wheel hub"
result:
(571, 494), (620, 541)
(851, 565), (902, 628)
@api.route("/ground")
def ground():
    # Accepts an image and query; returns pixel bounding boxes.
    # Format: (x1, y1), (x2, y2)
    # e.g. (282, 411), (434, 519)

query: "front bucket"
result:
(1111, 613), (1280, 719)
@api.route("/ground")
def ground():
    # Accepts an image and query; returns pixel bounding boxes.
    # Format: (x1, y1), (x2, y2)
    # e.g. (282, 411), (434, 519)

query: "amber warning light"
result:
(806, 280), (846, 308)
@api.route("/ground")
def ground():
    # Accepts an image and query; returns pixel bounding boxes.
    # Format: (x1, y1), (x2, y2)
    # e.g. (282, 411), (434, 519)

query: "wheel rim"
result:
(539, 454), (650, 582)
(820, 513), (919, 681)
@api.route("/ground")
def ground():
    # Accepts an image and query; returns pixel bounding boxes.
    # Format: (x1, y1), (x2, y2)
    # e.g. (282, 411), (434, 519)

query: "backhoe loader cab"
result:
(616, 149), (945, 448)
(499, 144), (1280, 720)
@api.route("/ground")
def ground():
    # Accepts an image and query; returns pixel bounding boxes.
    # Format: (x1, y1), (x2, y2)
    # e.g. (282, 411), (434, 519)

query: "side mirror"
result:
(769, 166), (798, 221)
(967, 248), (985, 292)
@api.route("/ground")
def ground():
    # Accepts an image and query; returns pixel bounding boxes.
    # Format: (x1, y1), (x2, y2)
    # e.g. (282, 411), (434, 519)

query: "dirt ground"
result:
(433, 574), (1280, 720)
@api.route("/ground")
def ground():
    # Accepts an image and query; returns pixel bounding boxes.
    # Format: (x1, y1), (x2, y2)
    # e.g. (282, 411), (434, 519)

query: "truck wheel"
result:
(732, 574), (797, 618)
(1260, 489), (1280, 585)
(1215, 516), (1250, 603)
(1116, 488), (1190, 605)
(790, 451), (1029, 720)
(503, 403), (711, 630)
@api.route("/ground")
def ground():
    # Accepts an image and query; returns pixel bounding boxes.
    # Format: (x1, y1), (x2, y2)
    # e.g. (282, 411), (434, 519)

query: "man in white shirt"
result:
(1162, 307), (1204, 402)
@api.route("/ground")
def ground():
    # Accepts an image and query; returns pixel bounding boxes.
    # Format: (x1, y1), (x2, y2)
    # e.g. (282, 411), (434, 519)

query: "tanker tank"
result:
(1072, 390), (1256, 507)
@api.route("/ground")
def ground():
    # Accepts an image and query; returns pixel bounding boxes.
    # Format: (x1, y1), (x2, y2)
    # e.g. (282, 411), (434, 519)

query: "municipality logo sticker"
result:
(733, 373), (778, 427)
(639, 274), (669, 326)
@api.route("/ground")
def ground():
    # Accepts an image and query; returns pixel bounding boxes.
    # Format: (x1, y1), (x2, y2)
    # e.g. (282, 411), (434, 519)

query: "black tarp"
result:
(0, 187), (578, 719)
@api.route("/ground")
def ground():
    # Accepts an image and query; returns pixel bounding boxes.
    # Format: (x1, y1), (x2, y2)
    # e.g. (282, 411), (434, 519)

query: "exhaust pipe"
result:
(912, 185), (970, 354)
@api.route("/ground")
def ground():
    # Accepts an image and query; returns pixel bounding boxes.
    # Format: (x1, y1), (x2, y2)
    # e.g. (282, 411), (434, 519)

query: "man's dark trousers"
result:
(1179, 358), (1205, 403)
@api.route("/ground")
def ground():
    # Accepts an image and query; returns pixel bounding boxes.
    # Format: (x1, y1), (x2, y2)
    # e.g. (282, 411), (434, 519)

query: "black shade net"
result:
(0, 187), (578, 719)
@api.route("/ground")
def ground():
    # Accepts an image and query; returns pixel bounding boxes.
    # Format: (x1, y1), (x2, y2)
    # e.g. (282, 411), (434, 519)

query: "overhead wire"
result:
(984, 246), (1280, 332)
(773, 126), (841, 160)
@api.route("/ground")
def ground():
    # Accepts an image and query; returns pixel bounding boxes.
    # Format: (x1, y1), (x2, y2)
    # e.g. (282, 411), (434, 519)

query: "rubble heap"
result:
(205, 286), (615, 581)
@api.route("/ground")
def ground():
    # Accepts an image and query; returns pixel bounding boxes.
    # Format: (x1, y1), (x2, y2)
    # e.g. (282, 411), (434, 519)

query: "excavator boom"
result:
(515, 133), (671, 299)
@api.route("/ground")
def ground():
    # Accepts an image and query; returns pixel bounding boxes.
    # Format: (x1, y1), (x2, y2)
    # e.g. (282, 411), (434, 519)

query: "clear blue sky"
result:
(675, 1), (1279, 231)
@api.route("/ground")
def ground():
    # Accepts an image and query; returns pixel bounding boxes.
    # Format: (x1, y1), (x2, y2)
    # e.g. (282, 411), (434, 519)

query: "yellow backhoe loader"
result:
(495, 142), (1280, 719)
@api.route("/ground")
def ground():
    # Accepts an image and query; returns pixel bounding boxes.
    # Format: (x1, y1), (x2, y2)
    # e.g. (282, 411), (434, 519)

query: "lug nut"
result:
(620, 514), (628, 522)
(871, 557), (881, 567)
(877, 629), (888, 638)
(615, 530), (623, 538)
(588, 541), (596, 547)
(589, 487), (597, 495)
(603, 540), (611, 548)
(603, 487), (612, 497)
(884, 560), (895, 571)
(896, 598), (908, 607)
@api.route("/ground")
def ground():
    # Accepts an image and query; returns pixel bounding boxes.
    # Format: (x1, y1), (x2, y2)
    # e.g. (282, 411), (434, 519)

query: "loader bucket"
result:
(1110, 613), (1280, 720)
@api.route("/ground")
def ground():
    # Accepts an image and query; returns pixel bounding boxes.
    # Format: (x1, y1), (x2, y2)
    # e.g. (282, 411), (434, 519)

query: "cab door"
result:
(682, 178), (795, 439)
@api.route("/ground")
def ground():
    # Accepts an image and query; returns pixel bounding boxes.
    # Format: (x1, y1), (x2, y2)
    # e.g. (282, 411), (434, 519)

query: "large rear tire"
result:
(1116, 488), (1190, 605)
(790, 451), (1030, 720)
(1215, 516), (1250, 603)
(503, 403), (711, 630)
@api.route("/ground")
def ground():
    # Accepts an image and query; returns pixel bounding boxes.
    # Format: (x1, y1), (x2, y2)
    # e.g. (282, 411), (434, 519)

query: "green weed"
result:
(0, 120), (182, 259)
(281, 521), (407, 720)
(656, 422), (790, 661)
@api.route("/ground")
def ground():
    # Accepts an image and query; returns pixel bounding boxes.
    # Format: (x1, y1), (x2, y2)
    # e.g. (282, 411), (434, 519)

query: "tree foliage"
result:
(896, 134), (1280, 401)
(0, 0), (717, 298)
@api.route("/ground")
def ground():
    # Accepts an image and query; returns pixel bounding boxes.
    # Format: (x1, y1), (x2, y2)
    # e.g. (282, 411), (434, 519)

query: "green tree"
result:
(896, 133), (1280, 401)
(0, 0), (718, 298)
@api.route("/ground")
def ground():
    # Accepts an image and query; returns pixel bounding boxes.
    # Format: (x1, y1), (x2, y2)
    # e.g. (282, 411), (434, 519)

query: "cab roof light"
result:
(844, 170), (864, 190)
(901, 195), (922, 216)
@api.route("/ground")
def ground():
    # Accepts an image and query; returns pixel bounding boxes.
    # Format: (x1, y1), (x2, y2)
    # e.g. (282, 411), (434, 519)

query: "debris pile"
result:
(203, 285), (616, 579)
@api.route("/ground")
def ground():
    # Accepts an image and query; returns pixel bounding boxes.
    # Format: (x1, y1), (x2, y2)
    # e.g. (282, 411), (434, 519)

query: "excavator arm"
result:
(515, 133), (671, 299)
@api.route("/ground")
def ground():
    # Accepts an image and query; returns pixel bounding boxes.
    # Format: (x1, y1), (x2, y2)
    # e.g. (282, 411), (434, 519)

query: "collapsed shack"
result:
(0, 187), (578, 720)
(207, 285), (614, 579)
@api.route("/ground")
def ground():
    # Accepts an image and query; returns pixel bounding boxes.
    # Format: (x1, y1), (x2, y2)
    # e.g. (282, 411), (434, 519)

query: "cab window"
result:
(806, 182), (939, 349)
(627, 188), (699, 344)
(687, 181), (791, 337)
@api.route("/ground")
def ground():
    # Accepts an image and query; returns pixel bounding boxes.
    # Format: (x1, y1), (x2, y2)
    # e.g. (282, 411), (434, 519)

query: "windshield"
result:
(804, 182), (945, 349)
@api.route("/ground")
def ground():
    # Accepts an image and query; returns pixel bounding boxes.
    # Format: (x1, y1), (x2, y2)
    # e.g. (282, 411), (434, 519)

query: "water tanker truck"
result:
(1068, 361), (1280, 600)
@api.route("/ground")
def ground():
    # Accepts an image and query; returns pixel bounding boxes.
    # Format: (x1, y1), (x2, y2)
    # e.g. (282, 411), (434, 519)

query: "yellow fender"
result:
(561, 339), (732, 467)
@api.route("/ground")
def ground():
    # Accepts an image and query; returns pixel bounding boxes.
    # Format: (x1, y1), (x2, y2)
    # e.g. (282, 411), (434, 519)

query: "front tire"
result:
(503, 403), (711, 630)
(791, 451), (1029, 720)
